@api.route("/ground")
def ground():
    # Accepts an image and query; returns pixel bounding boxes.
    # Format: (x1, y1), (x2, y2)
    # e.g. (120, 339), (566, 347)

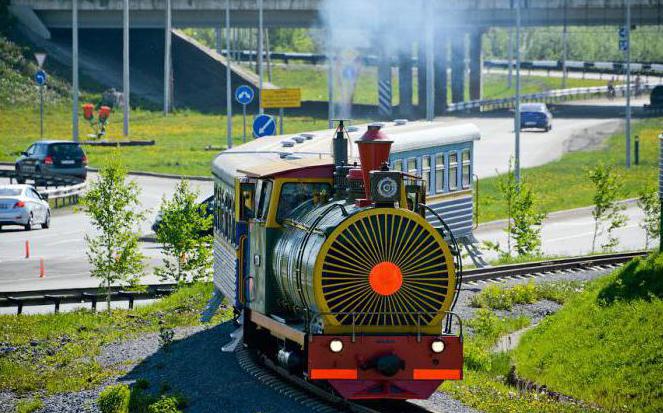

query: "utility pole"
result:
(72, 0), (79, 142)
(226, 0), (232, 148)
(625, 0), (632, 168)
(507, 29), (513, 88)
(163, 0), (172, 115)
(258, 0), (264, 114)
(562, 0), (568, 89)
(514, 0), (522, 184)
(425, 0), (435, 121)
(123, 0), (130, 137)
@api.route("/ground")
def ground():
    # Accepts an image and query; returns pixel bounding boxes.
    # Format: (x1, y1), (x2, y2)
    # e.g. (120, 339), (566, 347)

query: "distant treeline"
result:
(185, 26), (663, 63)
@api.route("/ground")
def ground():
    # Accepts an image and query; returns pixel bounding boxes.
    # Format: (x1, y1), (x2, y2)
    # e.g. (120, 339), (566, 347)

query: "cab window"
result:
(256, 180), (272, 221)
(276, 182), (331, 223)
(239, 183), (255, 221)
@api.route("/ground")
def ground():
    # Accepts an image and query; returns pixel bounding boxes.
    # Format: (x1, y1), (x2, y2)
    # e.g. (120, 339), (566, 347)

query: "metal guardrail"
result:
(0, 284), (177, 314)
(0, 169), (86, 208)
(447, 82), (657, 112)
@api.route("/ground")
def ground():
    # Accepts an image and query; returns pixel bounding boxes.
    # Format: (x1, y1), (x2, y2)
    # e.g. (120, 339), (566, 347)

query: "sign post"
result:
(235, 85), (255, 143)
(35, 69), (47, 139)
(260, 88), (301, 135)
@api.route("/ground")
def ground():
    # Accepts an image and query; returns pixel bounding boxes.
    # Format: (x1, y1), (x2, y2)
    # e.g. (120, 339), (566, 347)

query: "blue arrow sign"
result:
(253, 114), (276, 138)
(235, 85), (255, 105)
(34, 70), (47, 86)
(618, 26), (628, 39)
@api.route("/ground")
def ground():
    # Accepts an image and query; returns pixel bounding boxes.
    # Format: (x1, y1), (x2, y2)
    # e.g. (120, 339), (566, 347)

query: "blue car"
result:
(520, 103), (553, 132)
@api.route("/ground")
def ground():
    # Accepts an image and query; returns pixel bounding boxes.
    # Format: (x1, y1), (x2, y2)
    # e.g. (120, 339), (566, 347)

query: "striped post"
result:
(377, 56), (392, 118)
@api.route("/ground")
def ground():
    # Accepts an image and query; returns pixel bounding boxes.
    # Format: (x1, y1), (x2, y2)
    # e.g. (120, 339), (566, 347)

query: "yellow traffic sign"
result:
(261, 88), (301, 109)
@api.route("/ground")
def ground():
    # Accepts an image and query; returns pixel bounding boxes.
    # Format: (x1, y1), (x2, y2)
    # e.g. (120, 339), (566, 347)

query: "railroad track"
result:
(236, 250), (649, 413)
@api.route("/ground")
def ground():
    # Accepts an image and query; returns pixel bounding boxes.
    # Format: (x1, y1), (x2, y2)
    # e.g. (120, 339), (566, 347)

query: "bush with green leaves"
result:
(98, 384), (130, 413)
(637, 186), (660, 250)
(147, 396), (182, 413)
(471, 280), (586, 310)
(82, 159), (146, 313)
(587, 163), (626, 252)
(155, 180), (213, 285)
(15, 398), (43, 413)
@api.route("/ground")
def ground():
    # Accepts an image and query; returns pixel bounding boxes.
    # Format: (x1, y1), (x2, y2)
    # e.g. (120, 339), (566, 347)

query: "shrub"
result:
(147, 396), (182, 413)
(15, 398), (43, 413)
(98, 384), (130, 413)
(134, 378), (150, 390)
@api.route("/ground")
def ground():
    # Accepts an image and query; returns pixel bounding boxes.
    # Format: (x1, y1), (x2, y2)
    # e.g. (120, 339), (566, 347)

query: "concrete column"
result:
(417, 42), (427, 115)
(398, 51), (413, 117)
(469, 30), (483, 101)
(434, 29), (448, 115)
(72, 0), (78, 142)
(450, 33), (465, 104)
(377, 52), (392, 118)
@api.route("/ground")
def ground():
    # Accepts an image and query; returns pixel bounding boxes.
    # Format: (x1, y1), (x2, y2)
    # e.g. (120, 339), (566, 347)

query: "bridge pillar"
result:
(417, 42), (427, 116)
(469, 29), (483, 101)
(450, 33), (466, 104)
(398, 51), (413, 117)
(434, 29), (448, 115)
(377, 52), (392, 118)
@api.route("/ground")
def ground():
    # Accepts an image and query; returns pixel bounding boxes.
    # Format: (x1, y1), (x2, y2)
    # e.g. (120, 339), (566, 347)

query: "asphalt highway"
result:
(0, 96), (655, 292)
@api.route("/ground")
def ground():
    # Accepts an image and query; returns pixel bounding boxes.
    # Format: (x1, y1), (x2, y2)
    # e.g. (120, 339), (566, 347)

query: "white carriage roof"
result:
(211, 120), (480, 183)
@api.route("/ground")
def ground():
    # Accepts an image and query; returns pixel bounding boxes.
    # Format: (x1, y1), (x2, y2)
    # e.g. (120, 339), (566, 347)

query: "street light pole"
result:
(562, 0), (568, 89)
(258, 0), (264, 114)
(163, 0), (171, 115)
(625, 0), (632, 168)
(72, 0), (79, 142)
(123, 0), (130, 137)
(226, 0), (232, 148)
(514, 0), (522, 184)
(425, 0), (434, 121)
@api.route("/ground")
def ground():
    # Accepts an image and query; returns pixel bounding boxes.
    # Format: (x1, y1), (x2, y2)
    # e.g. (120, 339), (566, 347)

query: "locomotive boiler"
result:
(212, 121), (464, 400)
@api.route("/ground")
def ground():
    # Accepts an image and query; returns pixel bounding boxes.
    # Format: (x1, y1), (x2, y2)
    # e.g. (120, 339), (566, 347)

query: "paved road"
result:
(0, 173), (212, 292)
(0, 96), (654, 292)
(475, 201), (648, 262)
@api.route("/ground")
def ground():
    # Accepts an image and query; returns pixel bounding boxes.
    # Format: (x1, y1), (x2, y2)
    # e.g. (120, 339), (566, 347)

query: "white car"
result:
(0, 185), (50, 231)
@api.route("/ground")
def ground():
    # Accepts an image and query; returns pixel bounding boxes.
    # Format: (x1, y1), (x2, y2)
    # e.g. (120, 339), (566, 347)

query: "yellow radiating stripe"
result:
(405, 280), (448, 288)
(404, 269), (450, 278)
(401, 283), (446, 305)
(357, 218), (383, 263)
(322, 280), (367, 290)
(328, 244), (374, 271)
(358, 290), (382, 325)
(402, 262), (447, 277)
(392, 291), (419, 325)
(386, 215), (402, 263)
(323, 282), (371, 297)
(327, 248), (373, 273)
(342, 224), (380, 266)
(354, 220), (382, 265)
(339, 231), (379, 268)
(392, 219), (418, 266)
(399, 239), (441, 272)
(333, 286), (373, 313)
(334, 234), (377, 270)
(373, 214), (386, 261)
(395, 231), (426, 269)
(365, 215), (384, 262)
(389, 215), (406, 264)
(321, 276), (367, 281)
(337, 288), (374, 324)
(323, 261), (367, 275)
(399, 285), (439, 316)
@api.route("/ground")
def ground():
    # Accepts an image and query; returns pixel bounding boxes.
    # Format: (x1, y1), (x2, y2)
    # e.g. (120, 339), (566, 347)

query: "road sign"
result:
(261, 88), (301, 109)
(35, 70), (47, 86)
(253, 114), (276, 138)
(34, 52), (47, 68)
(235, 85), (255, 105)
(619, 40), (629, 51)
(619, 26), (629, 51)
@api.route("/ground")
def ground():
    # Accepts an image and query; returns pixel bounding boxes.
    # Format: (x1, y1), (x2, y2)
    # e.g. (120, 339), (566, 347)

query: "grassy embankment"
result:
(477, 117), (663, 223)
(514, 253), (663, 412)
(0, 283), (229, 398)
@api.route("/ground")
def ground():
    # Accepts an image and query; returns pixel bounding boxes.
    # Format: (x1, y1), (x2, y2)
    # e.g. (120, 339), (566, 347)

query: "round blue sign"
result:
(34, 70), (47, 86)
(252, 114), (276, 138)
(235, 85), (255, 105)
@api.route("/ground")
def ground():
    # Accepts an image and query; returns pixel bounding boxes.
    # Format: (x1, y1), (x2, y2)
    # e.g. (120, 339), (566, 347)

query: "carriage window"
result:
(422, 156), (431, 193)
(277, 182), (331, 223)
(239, 183), (255, 221)
(435, 154), (445, 193)
(461, 150), (471, 188)
(449, 152), (458, 191)
(392, 159), (402, 172)
(407, 158), (417, 175)
(256, 180), (273, 221)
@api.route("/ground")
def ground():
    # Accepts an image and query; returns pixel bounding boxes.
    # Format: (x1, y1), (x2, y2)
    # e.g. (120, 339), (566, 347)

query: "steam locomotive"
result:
(212, 121), (468, 400)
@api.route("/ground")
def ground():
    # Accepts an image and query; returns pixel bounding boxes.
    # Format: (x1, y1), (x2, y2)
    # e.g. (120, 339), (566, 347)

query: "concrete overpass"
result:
(9, 0), (663, 28)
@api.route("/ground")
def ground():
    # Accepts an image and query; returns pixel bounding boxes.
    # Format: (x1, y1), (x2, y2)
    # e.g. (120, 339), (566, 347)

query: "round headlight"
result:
(431, 340), (445, 353)
(329, 339), (344, 353)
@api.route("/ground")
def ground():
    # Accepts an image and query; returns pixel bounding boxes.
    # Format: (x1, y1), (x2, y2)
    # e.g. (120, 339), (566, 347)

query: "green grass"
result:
(478, 117), (663, 222)
(470, 280), (588, 310)
(513, 253), (663, 412)
(0, 283), (230, 395)
(14, 397), (44, 413)
(0, 105), (342, 176)
(269, 64), (606, 105)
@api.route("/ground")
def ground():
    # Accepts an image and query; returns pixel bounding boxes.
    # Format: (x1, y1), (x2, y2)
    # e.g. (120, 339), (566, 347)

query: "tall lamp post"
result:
(514, 0), (522, 184)
(226, 0), (232, 148)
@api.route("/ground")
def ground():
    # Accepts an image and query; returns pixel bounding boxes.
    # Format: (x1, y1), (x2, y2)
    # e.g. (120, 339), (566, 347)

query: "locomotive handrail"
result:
(307, 311), (463, 343)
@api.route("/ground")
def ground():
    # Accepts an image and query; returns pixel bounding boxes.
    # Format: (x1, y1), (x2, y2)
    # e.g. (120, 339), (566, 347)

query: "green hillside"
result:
(514, 253), (663, 412)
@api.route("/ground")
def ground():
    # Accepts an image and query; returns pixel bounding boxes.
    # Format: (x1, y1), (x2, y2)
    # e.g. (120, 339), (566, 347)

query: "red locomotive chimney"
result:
(356, 124), (393, 205)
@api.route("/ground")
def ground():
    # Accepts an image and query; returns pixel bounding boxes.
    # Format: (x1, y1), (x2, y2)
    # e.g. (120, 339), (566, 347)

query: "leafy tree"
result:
(82, 160), (145, 314)
(637, 187), (660, 250)
(484, 159), (546, 258)
(587, 163), (627, 253)
(155, 180), (212, 285)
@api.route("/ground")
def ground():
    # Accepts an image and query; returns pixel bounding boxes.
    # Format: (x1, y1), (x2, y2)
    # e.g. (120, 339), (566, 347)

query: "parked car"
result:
(519, 103), (553, 132)
(15, 141), (88, 183)
(0, 184), (50, 231)
(151, 194), (214, 236)
(644, 85), (663, 111)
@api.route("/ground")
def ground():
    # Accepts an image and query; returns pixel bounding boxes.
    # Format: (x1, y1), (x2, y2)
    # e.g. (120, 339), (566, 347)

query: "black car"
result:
(15, 141), (88, 183)
(646, 85), (663, 109)
(151, 194), (214, 236)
